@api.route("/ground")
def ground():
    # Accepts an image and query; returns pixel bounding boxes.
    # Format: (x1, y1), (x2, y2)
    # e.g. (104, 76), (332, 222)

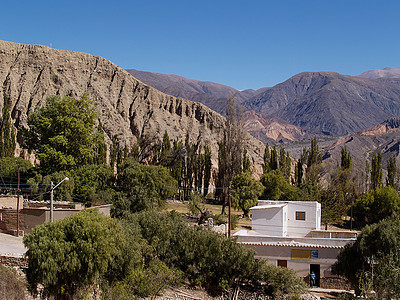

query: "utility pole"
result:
(50, 181), (54, 222)
(16, 168), (20, 237)
(228, 187), (231, 237)
(49, 177), (69, 222)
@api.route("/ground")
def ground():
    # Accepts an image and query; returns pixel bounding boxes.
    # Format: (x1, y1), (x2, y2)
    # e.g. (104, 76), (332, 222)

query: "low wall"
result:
(0, 204), (112, 235)
(0, 255), (27, 269)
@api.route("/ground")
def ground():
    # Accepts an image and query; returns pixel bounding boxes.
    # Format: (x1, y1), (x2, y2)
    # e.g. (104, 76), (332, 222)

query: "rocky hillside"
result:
(244, 72), (400, 136)
(322, 117), (400, 173)
(126, 69), (267, 115)
(0, 41), (265, 172)
(127, 69), (308, 142)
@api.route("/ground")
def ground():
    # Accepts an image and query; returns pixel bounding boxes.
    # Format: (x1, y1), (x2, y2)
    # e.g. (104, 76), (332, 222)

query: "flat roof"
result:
(250, 203), (287, 210)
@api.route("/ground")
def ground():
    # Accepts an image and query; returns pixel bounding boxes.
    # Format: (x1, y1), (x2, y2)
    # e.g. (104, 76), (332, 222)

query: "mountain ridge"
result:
(0, 40), (264, 173)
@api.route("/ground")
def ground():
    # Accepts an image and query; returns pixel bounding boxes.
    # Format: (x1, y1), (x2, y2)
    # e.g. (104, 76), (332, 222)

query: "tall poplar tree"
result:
(386, 154), (397, 188)
(0, 94), (16, 157)
(371, 151), (383, 190)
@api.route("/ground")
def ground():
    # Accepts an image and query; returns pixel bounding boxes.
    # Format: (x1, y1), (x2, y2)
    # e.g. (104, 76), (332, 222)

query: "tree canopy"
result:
(113, 158), (178, 214)
(231, 170), (264, 217)
(23, 210), (123, 299)
(334, 215), (400, 298)
(23, 94), (104, 174)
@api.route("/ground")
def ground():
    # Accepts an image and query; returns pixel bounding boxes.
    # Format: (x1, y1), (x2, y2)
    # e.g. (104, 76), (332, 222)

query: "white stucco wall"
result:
(286, 201), (321, 237)
(253, 200), (321, 238)
(251, 204), (287, 237)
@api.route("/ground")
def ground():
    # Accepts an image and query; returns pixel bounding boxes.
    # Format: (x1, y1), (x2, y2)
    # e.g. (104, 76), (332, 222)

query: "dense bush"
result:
(122, 211), (305, 295)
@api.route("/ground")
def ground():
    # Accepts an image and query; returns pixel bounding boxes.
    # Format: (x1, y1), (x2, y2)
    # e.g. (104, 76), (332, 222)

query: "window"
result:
(296, 211), (305, 220)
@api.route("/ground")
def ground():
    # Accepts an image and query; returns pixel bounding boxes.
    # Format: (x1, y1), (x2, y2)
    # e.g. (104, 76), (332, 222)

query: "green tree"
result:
(123, 211), (305, 296)
(242, 148), (251, 172)
(23, 94), (104, 174)
(354, 186), (400, 224)
(160, 131), (171, 166)
(23, 210), (123, 299)
(0, 94), (16, 157)
(114, 158), (177, 214)
(0, 157), (34, 191)
(341, 145), (352, 170)
(216, 96), (244, 212)
(263, 144), (270, 174)
(231, 171), (264, 217)
(73, 164), (115, 203)
(295, 147), (307, 186)
(261, 169), (298, 200)
(370, 151), (383, 190)
(27, 171), (75, 202)
(203, 145), (212, 197)
(269, 146), (278, 171)
(307, 137), (322, 168)
(279, 147), (291, 178)
(94, 121), (107, 165)
(334, 216), (400, 298)
(386, 154), (397, 188)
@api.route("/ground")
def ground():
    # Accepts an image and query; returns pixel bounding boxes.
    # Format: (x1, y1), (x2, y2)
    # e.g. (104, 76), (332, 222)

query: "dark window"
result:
(277, 260), (287, 268)
(296, 211), (305, 220)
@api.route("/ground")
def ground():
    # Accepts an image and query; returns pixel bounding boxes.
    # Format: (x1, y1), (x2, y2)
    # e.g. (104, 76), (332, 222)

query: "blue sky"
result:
(2, 0), (400, 90)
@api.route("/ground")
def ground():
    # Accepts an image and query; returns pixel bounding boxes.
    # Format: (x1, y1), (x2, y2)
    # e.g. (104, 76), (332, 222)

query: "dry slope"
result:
(0, 40), (264, 172)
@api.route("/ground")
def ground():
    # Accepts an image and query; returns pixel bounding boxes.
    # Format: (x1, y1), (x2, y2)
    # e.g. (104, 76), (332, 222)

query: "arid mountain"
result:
(322, 117), (400, 173)
(244, 72), (400, 136)
(242, 111), (307, 143)
(127, 69), (308, 142)
(357, 67), (400, 79)
(126, 69), (268, 115)
(0, 41), (265, 173)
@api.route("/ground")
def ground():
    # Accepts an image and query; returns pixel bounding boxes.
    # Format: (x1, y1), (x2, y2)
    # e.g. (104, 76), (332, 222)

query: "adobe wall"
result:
(0, 196), (24, 210)
(0, 209), (24, 235)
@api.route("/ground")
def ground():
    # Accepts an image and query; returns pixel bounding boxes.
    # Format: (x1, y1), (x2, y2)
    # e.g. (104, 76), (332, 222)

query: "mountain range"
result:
(129, 68), (400, 138)
(2, 40), (400, 175)
(0, 40), (265, 173)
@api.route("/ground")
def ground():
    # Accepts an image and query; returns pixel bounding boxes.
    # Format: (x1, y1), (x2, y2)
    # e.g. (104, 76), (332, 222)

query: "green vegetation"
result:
(23, 94), (104, 174)
(0, 94), (16, 157)
(231, 170), (264, 217)
(113, 158), (177, 214)
(9, 92), (400, 298)
(24, 210), (122, 299)
(23, 210), (305, 299)
(335, 215), (400, 298)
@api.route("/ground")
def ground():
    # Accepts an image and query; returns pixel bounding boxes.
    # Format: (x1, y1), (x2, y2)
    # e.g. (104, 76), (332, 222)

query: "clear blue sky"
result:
(2, 0), (400, 90)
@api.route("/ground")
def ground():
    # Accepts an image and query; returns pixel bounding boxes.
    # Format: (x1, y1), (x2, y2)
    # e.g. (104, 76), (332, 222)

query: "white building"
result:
(234, 200), (357, 287)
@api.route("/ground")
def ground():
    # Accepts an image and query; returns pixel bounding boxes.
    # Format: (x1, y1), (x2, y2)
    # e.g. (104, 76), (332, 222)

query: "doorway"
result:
(310, 264), (320, 287)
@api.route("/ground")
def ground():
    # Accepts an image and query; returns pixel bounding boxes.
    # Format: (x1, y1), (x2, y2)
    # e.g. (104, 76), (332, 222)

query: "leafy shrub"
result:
(122, 211), (305, 295)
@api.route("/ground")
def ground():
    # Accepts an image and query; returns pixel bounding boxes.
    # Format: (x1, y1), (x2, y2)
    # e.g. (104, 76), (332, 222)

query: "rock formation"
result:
(0, 41), (265, 173)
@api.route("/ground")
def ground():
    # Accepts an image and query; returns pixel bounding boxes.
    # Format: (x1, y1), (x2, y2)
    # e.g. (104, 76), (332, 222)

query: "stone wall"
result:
(0, 255), (27, 269)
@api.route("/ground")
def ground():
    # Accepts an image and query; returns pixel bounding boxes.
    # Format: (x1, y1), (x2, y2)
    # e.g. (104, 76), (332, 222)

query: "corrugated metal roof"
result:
(238, 241), (344, 249)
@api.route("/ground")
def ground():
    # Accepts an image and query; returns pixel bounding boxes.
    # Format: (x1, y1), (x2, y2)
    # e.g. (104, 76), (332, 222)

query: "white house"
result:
(234, 200), (357, 288)
(251, 200), (321, 237)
